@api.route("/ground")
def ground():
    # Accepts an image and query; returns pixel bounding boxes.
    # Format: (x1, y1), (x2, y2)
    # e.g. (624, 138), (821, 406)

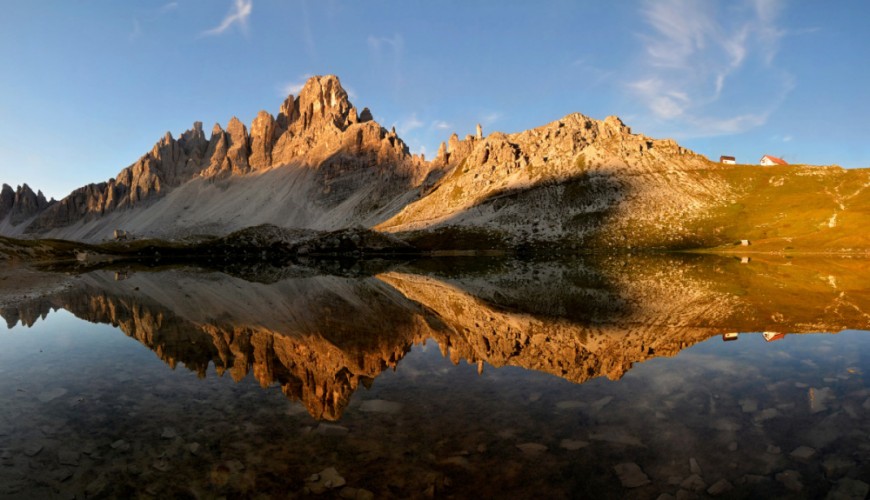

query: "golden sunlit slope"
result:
(689, 164), (870, 253)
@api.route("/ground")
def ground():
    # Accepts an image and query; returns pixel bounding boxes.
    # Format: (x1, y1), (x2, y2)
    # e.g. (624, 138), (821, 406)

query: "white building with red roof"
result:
(760, 155), (788, 166)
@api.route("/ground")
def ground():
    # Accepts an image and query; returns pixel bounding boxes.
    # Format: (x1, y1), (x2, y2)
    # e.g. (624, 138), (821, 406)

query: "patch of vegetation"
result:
(686, 165), (870, 253)
(399, 226), (512, 253)
(0, 236), (102, 261)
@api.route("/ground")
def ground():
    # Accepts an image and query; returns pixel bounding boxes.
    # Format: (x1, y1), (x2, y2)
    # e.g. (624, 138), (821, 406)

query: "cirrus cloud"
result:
(202, 0), (253, 37)
(628, 0), (797, 137)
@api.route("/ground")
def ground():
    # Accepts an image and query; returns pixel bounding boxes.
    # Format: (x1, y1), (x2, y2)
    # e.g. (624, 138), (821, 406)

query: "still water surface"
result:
(1, 256), (869, 498)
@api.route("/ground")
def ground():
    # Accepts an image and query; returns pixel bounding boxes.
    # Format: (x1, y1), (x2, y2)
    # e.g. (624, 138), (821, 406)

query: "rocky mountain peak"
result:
(276, 95), (298, 130)
(202, 116), (250, 177)
(0, 184), (15, 221)
(249, 110), (276, 169)
(602, 115), (631, 137)
(296, 75), (352, 127)
(0, 183), (55, 226)
(226, 116), (248, 140)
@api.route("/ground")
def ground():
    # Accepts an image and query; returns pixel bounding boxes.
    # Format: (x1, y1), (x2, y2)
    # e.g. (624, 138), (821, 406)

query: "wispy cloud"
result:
(628, 0), (795, 136)
(431, 120), (451, 131)
(129, 2), (180, 42)
(280, 74), (313, 97)
(368, 34), (405, 88)
(299, 0), (318, 60)
(202, 0), (253, 37)
(480, 112), (502, 126)
(571, 57), (614, 87)
(367, 34), (404, 54)
(159, 2), (179, 14)
(395, 113), (424, 135)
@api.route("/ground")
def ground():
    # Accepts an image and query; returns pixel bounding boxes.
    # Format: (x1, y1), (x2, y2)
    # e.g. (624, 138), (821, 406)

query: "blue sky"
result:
(1, 0), (867, 199)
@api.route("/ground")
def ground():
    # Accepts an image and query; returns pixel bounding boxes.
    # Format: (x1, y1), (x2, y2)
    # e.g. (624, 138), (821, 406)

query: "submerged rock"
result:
(559, 439), (589, 451)
(826, 478), (870, 500)
(36, 388), (67, 402)
(707, 479), (733, 496)
(316, 423), (349, 436)
(516, 443), (547, 455)
(359, 399), (403, 414)
(306, 467), (346, 493)
(680, 474), (706, 492)
(589, 427), (644, 447)
(775, 470), (803, 492)
(57, 450), (79, 466)
(822, 455), (856, 479)
(22, 443), (43, 457)
(614, 462), (651, 488)
(789, 445), (816, 462)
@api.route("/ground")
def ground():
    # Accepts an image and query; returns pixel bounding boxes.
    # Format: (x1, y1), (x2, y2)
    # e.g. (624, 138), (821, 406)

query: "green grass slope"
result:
(690, 164), (870, 253)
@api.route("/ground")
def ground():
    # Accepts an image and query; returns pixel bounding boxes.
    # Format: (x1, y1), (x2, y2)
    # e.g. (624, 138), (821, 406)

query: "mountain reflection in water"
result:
(4, 255), (869, 422)
(3, 255), (870, 498)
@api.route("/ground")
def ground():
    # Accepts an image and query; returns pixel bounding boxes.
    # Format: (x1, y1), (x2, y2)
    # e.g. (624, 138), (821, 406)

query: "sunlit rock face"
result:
(2, 255), (868, 420)
(376, 113), (722, 248)
(23, 75), (430, 240)
(0, 67), (865, 255)
(7, 74), (869, 253)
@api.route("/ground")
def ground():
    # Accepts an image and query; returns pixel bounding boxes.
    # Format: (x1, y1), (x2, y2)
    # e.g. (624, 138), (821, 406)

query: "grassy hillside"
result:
(0, 236), (100, 262)
(3, 162), (869, 258)
(690, 164), (870, 253)
(390, 160), (870, 254)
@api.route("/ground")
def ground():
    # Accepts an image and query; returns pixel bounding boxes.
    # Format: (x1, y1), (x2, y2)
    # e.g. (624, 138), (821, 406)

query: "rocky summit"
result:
(0, 184), (55, 230)
(13, 75), (426, 242)
(2, 74), (869, 253)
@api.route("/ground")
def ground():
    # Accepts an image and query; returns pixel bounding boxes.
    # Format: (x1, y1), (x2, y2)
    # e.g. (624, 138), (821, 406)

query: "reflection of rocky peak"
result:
(0, 294), (58, 329)
(1, 270), (442, 421)
(4, 255), (868, 419)
(379, 270), (725, 383)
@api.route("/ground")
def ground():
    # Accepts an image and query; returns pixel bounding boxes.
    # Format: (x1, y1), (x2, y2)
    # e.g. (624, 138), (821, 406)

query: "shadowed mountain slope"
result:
(2, 75), (868, 252)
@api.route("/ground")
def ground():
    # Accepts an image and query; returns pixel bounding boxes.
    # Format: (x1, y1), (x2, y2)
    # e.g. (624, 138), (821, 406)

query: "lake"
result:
(1, 254), (869, 498)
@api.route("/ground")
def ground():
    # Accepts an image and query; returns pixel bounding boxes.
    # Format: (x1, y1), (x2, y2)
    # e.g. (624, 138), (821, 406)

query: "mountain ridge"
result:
(13, 75), (429, 241)
(3, 74), (868, 253)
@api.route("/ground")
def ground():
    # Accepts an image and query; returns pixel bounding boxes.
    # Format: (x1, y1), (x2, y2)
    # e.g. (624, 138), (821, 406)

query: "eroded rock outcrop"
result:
(23, 75), (429, 238)
(8, 73), (868, 252)
(0, 184), (55, 227)
(377, 112), (724, 249)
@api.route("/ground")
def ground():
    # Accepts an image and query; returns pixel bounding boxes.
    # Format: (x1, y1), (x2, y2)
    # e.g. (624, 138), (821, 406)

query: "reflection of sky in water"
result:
(2, 309), (869, 497)
(2, 309), (150, 372)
